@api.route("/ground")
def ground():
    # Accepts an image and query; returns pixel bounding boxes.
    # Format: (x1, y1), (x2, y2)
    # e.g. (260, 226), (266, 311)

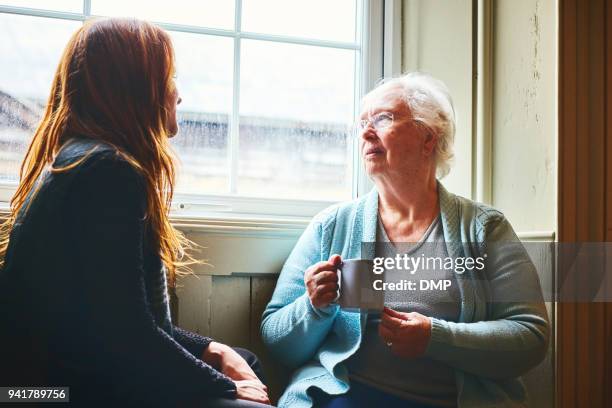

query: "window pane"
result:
(0, 1), (82, 13)
(91, 0), (234, 30)
(169, 32), (233, 195)
(239, 40), (355, 201)
(241, 0), (357, 42)
(0, 13), (80, 182)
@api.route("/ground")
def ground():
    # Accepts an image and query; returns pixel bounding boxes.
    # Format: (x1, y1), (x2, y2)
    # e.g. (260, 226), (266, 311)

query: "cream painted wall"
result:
(402, 0), (474, 199)
(401, 0), (557, 234)
(491, 0), (556, 233)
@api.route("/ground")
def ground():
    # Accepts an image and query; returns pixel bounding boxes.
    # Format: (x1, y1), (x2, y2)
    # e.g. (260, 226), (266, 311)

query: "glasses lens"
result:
(373, 113), (393, 130)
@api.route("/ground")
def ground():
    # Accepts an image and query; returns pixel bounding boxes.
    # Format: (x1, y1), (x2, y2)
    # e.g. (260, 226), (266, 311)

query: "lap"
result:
(310, 381), (433, 408)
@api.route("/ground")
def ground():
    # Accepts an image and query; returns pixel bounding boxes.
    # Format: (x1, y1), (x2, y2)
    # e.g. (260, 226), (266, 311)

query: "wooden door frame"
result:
(557, 0), (611, 407)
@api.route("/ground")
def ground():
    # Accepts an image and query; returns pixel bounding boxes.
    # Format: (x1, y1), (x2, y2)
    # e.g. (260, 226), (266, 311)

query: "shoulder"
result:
(310, 194), (366, 231)
(54, 137), (144, 187)
(439, 182), (511, 242)
(454, 194), (505, 226)
(53, 138), (146, 213)
(452, 194), (516, 243)
(54, 137), (117, 167)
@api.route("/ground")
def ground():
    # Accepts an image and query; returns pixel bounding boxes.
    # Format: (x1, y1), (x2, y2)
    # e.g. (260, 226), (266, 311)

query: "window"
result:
(0, 1), (383, 216)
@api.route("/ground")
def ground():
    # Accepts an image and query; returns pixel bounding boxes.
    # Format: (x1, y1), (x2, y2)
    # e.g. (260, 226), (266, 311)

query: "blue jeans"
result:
(309, 380), (438, 408)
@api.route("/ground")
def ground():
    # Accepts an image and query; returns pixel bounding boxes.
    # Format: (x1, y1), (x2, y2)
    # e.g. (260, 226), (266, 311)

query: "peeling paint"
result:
(531, 0), (542, 81)
(492, 0), (556, 233)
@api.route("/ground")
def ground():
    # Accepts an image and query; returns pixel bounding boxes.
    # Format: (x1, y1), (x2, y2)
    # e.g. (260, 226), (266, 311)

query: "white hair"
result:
(373, 72), (457, 179)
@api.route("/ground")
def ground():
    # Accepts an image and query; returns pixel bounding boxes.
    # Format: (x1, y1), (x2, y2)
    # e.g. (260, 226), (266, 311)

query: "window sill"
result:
(0, 200), (310, 238)
(0, 201), (555, 241)
(170, 212), (308, 238)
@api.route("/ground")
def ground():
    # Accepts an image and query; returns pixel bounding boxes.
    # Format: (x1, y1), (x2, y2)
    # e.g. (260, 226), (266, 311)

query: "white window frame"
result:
(0, 0), (394, 220)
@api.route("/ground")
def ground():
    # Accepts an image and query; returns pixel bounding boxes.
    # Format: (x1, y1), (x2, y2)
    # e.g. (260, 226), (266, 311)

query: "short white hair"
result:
(373, 72), (456, 179)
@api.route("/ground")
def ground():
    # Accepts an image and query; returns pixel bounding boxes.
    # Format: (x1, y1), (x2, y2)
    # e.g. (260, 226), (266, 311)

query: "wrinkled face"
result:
(359, 85), (435, 181)
(165, 79), (181, 137)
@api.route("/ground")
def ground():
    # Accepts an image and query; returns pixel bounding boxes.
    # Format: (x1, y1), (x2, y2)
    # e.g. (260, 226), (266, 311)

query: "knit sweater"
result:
(260, 183), (550, 408)
(0, 138), (236, 407)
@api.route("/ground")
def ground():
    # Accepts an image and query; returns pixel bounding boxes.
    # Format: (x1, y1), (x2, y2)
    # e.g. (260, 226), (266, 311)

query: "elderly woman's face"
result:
(358, 85), (434, 180)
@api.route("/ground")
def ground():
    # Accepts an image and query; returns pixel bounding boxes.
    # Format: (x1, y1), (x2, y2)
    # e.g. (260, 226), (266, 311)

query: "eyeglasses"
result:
(355, 112), (394, 133)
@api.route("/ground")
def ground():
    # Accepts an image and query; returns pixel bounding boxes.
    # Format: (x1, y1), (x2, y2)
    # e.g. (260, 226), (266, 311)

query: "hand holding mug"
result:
(304, 254), (341, 309)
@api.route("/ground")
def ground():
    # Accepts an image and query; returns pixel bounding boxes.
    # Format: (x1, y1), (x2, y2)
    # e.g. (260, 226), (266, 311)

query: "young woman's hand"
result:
(202, 342), (270, 403)
(217, 345), (260, 382)
(202, 342), (259, 381)
(234, 380), (270, 404)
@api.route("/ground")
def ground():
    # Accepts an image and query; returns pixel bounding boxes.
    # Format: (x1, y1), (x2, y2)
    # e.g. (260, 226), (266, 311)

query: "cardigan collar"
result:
(356, 180), (463, 261)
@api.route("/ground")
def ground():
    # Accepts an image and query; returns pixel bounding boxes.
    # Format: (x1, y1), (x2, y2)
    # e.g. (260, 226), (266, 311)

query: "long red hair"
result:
(0, 18), (196, 287)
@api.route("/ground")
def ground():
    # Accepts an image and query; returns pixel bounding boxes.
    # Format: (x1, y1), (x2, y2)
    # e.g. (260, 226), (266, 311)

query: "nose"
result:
(177, 96), (182, 105)
(360, 123), (377, 141)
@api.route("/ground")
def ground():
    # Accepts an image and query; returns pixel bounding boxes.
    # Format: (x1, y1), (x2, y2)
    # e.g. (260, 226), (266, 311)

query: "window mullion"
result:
(83, 0), (91, 17)
(356, 0), (383, 198)
(228, 0), (243, 195)
(351, 0), (364, 200)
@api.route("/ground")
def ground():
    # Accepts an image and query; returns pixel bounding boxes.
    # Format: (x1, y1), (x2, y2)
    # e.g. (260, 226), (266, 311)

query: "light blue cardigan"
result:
(261, 184), (550, 407)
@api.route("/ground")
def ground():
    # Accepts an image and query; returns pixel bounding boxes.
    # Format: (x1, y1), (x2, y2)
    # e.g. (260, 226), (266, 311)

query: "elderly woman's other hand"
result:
(304, 254), (342, 310)
(379, 307), (432, 359)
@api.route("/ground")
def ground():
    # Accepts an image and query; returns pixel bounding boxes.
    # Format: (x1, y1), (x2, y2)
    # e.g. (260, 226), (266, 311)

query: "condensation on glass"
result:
(169, 31), (233, 195)
(0, 13), (80, 182)
(0, 1), (359, 202)
(239, 40), (355, 200)
(241, 0), (357, 42)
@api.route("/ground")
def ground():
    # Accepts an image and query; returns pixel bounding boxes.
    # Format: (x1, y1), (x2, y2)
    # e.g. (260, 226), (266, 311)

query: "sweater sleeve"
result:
(260, 216), (339, 368)
(424, 216), (550, 380)
(65, 154), (236, 404)
(173, 325), (213, 359)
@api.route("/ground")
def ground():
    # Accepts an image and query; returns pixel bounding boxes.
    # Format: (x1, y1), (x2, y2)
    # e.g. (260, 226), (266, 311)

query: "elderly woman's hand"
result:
(304, 254), (341, 309)
(378, 307), (432, 359)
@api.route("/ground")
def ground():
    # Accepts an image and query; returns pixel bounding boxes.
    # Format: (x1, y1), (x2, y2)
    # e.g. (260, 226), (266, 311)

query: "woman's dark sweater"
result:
(0, 138), (236, 406)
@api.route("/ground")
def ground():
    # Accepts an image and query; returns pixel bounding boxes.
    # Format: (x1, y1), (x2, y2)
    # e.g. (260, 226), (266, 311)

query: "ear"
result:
(422, 131), (437, 157)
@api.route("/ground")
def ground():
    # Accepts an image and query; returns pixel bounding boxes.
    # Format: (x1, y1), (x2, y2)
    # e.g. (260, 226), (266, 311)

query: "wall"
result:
(402, 0), (474, 199)
(490, 3), (557, 404)
(491, 0), (557, 233)
(401, 0), (557, 234)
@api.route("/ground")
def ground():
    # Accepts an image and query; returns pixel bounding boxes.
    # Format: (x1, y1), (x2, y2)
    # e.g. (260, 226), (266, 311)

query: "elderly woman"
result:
(260, 73), (549, 408)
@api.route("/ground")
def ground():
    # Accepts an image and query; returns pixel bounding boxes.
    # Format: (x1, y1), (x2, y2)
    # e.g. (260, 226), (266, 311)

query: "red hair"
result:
(0, 18), (197, 286)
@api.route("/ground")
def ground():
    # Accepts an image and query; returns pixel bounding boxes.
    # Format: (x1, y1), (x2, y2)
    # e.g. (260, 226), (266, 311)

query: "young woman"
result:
(0, 18), (270, 408)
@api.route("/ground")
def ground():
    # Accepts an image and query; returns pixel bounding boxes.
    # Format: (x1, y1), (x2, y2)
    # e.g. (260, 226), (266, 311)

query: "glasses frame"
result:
(354, 111), (394, 136)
